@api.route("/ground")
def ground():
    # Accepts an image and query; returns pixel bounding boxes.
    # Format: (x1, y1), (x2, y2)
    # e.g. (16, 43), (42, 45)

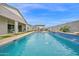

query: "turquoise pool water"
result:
(0, 32), (79, 56)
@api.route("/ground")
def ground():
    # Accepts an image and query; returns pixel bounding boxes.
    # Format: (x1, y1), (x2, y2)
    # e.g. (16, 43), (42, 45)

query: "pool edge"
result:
(0, 32), (33, 46)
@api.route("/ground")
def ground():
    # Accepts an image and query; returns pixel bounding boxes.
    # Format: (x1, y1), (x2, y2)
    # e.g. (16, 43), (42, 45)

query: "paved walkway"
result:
(0, 32), (33, 46)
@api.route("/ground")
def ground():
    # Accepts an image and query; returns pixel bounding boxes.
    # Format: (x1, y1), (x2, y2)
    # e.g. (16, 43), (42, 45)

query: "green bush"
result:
(59, 25), (70, 32)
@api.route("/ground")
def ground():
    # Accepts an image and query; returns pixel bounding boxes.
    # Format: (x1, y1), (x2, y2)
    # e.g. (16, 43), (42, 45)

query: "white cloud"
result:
(9, 3), (68, 14)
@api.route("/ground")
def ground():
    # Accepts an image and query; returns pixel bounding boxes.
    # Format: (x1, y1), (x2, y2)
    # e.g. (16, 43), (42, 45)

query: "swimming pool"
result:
(0, 32), (79, 56)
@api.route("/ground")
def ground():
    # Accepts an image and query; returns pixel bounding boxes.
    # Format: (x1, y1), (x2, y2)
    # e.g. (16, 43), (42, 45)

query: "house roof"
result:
(0, 3), (27, 24)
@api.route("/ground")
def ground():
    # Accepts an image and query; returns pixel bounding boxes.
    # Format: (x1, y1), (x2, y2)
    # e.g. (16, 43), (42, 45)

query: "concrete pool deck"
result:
(0, 32), (33, 46)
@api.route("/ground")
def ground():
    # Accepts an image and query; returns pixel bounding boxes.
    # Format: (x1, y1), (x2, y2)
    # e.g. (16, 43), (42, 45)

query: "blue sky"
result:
(9, 3), (79, 27)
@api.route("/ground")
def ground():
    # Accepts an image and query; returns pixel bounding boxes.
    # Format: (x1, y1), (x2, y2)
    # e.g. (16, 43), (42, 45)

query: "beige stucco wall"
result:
(51, 21), (79, 33)
(0, 16), (8, 35)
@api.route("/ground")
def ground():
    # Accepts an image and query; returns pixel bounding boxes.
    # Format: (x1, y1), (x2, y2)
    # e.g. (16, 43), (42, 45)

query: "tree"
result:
(59, 25), (70, 32)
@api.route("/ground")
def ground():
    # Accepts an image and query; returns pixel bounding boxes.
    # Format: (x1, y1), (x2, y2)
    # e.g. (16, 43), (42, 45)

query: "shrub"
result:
(59, 25), (70, 32)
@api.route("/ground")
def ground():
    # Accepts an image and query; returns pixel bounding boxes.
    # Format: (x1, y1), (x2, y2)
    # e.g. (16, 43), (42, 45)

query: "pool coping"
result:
(0, 32), (33, 46)
(53, 33), (79, 44)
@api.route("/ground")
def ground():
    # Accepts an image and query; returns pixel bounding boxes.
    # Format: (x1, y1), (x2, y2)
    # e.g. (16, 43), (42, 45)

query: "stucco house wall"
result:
(0, 3), (29, 35)
(0, 16), (8, 34)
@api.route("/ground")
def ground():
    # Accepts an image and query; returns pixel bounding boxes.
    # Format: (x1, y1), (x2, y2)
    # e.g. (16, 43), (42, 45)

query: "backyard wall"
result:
(51, 21), (79, 33)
